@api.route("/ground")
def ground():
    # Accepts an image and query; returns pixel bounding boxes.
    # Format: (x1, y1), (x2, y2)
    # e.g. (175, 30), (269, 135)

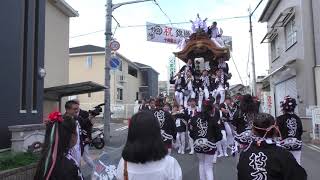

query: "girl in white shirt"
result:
(116, 111), (182, 180)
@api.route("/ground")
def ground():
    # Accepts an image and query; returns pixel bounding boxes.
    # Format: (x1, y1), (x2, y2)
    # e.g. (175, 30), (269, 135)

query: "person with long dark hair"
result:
(34, 112), (83, 180)
(116, 111), (182, 180)
(277, 96), (303, 164)
(237, 113), (307, 180)
(189, 101), (222, 180)
(233, 94), (260, 148)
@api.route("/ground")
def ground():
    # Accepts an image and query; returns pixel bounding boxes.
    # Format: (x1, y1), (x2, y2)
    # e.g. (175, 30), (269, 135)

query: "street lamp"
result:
(103, 0), (153, 144)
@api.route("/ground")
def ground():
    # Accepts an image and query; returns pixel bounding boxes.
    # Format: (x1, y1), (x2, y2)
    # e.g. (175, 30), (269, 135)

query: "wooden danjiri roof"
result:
(173, 31), (230, 63)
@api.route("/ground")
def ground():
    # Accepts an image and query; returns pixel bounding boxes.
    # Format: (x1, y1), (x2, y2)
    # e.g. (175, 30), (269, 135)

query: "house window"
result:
(285, 18), (297, 49)
(271, 35), (279, 60)
(118, 60), (122, 71)
(117, 88), (123, 101)
(86, 56), (93, 68)
(128, 66), (138, 78)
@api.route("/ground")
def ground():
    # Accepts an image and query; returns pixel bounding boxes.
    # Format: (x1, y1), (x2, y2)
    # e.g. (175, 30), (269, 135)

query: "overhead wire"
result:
(153, 0), (173, 26)
(70, 15), (248, 39)
(112, 15), (121, 39)
(230, 52), (244, 85)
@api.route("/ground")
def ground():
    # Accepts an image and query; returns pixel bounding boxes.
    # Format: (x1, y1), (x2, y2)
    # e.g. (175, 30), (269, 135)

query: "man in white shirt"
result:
(208, 21), (225, 47)
(64, 100), (82, 165)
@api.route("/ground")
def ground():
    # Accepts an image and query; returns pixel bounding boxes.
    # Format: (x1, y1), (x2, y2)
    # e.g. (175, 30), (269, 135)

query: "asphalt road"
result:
(82, 123), (320, 180)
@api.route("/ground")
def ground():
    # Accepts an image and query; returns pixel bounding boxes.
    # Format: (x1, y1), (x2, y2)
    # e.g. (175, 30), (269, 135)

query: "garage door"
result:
(275, 77), (298, 116)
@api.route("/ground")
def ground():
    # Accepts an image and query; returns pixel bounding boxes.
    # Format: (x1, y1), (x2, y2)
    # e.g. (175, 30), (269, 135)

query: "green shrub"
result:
(0, 152), (39, 171)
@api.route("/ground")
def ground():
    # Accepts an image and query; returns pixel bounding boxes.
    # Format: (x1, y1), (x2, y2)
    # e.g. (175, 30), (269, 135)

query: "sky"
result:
(66, 0), (269, 86)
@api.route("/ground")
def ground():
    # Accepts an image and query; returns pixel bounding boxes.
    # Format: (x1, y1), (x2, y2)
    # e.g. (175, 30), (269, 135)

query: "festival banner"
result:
(146, 22), (191, 44)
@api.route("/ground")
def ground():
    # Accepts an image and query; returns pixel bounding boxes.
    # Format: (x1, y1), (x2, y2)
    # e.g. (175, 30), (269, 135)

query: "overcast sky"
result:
(66, 0), (269, 85)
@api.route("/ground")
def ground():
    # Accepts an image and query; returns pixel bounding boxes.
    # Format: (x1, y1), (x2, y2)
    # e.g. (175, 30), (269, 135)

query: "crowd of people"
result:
(130, 94), (307, 180)
(32, 13), (309, 179)
(34, 93), (308, 180)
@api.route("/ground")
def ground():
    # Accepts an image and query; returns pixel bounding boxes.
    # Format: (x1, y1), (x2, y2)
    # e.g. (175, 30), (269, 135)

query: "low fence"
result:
(81, 103), (139, 120)
(111, 104), (139, 119)
(312, 107), (320, 141)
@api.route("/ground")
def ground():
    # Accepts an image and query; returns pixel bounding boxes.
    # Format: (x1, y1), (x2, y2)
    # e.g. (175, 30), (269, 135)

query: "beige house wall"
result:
(44, 1), (69, 88)
(69, 53), (142, 111)
(43, 1), (71, 115)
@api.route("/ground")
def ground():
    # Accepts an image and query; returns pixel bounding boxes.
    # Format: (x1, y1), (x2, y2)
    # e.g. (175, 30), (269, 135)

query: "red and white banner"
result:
(146, 22), (191, 44)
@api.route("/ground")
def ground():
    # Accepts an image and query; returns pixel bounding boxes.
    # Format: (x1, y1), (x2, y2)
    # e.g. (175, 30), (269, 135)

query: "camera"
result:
(89, 103), (105, 117)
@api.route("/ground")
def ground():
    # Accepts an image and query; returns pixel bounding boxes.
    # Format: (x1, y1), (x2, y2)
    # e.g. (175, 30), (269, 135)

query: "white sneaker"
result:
(178, 149), (181, 154)
(231, 146), (238, 155)
(181, 151), (185, 154)
(217, 154), (223, 158)
(189, 150), (194, 155)
(224, 153), (229, 157)
(213, 156), (217, 163)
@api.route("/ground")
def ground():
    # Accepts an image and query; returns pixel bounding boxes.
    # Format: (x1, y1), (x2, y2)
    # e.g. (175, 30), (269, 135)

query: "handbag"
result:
(124, 161), (128, 180)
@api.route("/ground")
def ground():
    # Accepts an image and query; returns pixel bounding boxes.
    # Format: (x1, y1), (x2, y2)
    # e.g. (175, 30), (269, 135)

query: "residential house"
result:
(69, 45), (159, 118)
(229, 84), (250, 98)
(259, 0), (318, 118)
(0, 0), (78, 148)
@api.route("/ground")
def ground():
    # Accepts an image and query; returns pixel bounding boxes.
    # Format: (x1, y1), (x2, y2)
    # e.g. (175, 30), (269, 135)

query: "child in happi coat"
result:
(189, 101), (222, 180)
(172, 105), (188, 154)
(277, 96), (303, 164)
(237, 113), (307, 180)
(34, 112), (83, 180)
(170, 73), (186, 106)
(184, 71), (196, 108)
(150, 98), (177, 154)
(186, 98), (199, 155)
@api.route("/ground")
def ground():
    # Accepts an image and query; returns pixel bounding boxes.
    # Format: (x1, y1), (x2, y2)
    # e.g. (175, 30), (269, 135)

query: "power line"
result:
(230, 52), (244, 85)
(250, 0), (265, 16)
(70, 29), (104, 38)
(153, 0), (173, 26)
(70, 15), (248, 39)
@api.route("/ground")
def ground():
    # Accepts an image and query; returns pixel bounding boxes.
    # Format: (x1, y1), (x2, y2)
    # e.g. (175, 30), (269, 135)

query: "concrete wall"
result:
(44, 1), (70, 115)
(300, 0), (317, 113)
(315, 67), (320, 105)
(312, 0), (320, 105)
(267, 0), (317, 116)
(312, 0), (320, 65)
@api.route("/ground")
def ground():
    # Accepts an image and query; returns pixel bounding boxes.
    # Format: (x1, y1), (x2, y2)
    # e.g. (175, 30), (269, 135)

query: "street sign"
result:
(109, 40), (120, 51)
(110, 57), (120, 69)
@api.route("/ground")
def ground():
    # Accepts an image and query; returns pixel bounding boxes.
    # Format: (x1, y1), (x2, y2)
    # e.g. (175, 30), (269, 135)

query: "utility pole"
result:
(104, 0), (153, 144)
(249, 7), (257, 96)
(248, 0), (264, 96)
